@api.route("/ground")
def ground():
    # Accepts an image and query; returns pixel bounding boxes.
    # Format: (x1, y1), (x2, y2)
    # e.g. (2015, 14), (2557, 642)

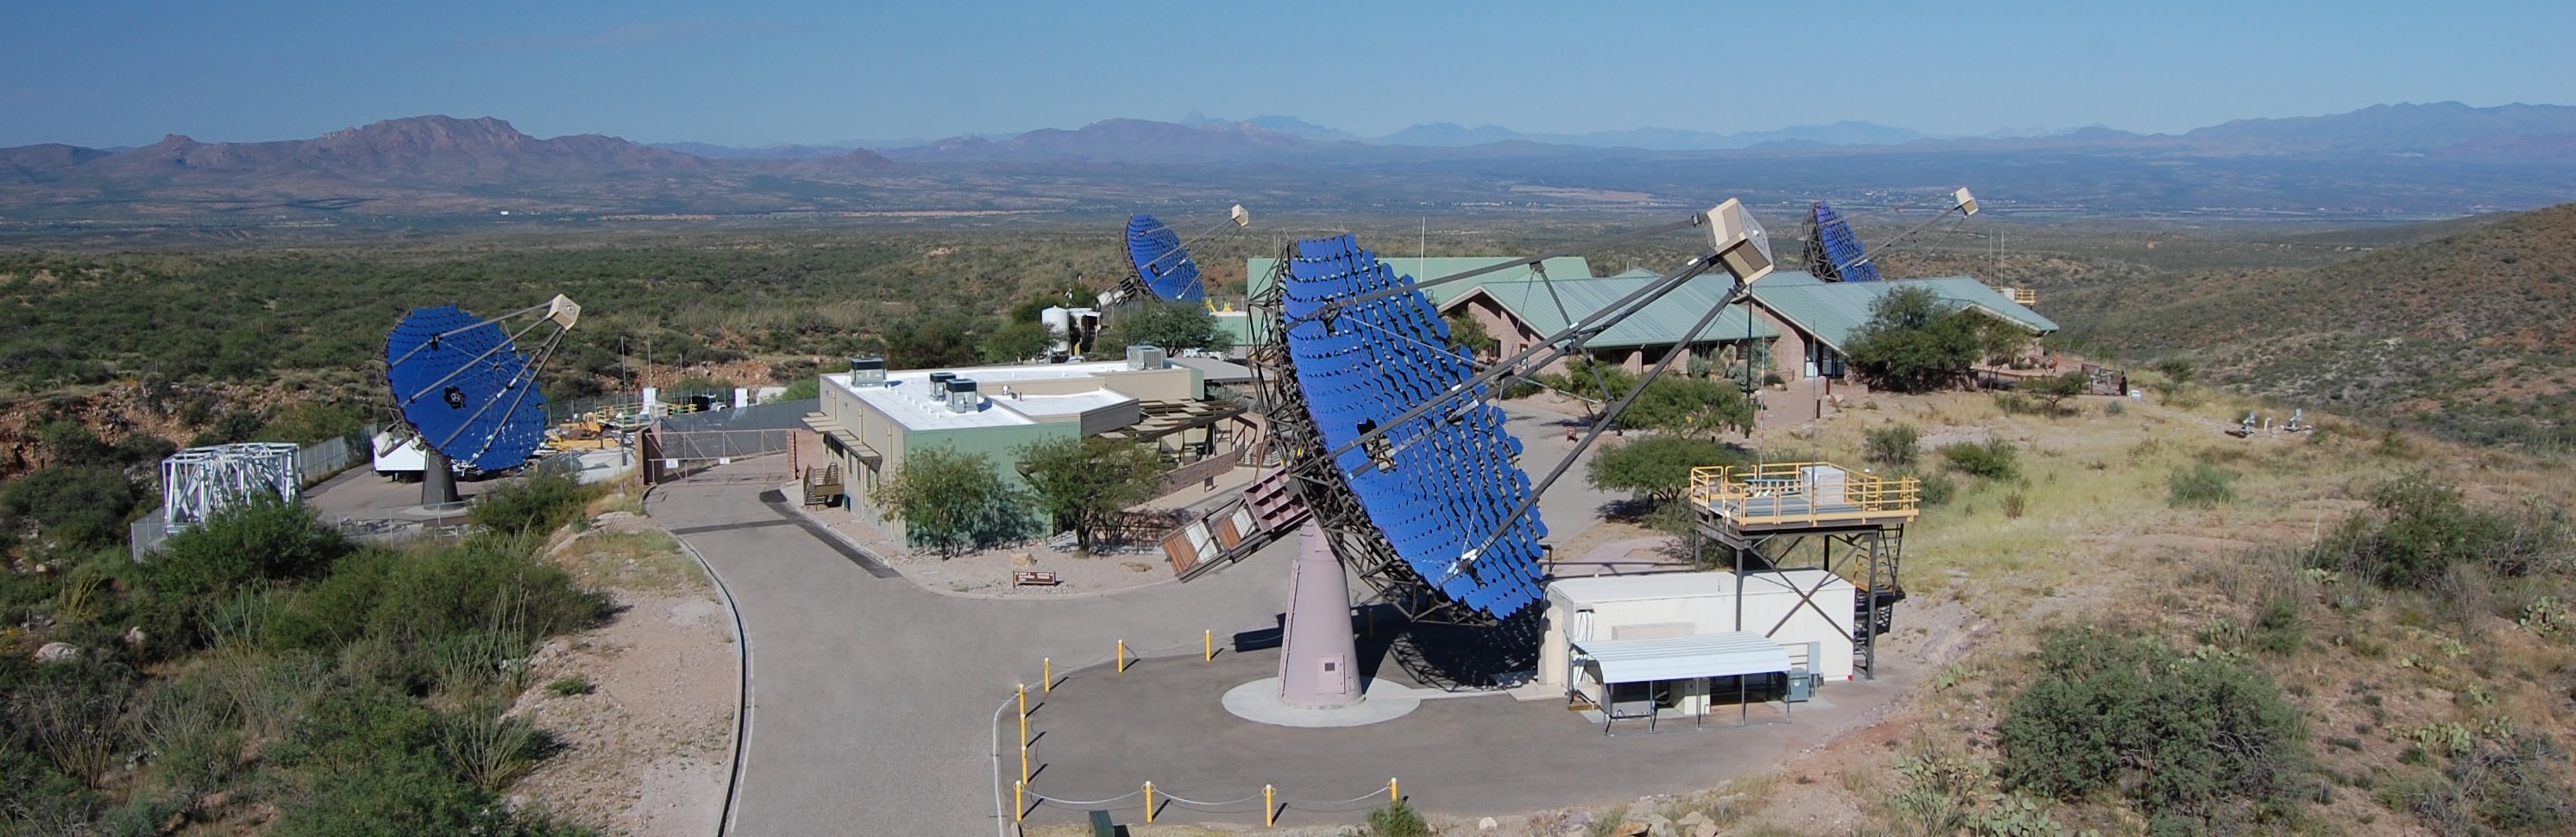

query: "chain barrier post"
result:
(1390, 777), (1400, 802)
(1264, 784), (1276, 828)
(1143, 781), (1156, 823)
(1043, 658), (1052, 693)
(1118, 639), (1128, 672)
(1017, 683), (1031, 782)
(1204, 629), (1214, 662)
(1015, 780), (1026, 822)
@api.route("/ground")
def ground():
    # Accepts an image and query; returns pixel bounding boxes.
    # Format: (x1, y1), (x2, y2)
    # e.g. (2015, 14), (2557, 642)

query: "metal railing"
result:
(1687, 462), (1920, 526)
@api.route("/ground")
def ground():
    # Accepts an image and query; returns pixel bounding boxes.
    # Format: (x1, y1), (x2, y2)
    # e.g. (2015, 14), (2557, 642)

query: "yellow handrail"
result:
(1687, 462), (1919, 525)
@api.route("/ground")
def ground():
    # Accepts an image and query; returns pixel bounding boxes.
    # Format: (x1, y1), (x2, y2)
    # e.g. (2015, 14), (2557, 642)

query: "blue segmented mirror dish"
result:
(1279, 235), (1548, 619)
(384, 305), (550, 471)
(1809, 202), (1882, 283)
(1124, 214), (1208, 302)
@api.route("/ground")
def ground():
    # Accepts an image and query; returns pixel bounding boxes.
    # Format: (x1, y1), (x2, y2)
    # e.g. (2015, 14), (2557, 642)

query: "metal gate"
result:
(640, 428), (797, 485)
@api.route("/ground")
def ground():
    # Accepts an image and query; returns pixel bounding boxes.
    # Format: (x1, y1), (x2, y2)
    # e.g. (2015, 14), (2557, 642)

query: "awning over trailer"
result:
(1574, 632), (1793, 683)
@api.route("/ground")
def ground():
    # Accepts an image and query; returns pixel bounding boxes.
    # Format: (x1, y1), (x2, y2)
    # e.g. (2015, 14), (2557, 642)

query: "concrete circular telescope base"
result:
(1221, 677), (1422, 727)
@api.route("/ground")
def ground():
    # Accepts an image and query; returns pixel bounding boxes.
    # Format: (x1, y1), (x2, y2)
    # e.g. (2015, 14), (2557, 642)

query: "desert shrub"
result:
(1844, 286), (1985, 393)
(2252, 595), (2305, 655)
(1586, 435), (1750, 506)
(776, 377), (820, 401)
(1939, 437), (2020, 480)
(1865, 424), (1920, 469)
(1366, 798), (1432, 837)
(1999, 626), (2309, 827)
(0, 745), (97, 832)
(439, 700), (543, 792)
(2106, 400), (2127, 416)
(2002, 491), (2027, 519)
(0, 465), (141, 549)
(2312, 474), (2566, 588)
(2169, 462), (2239, 508)
(148, 492), (349, 601)
(871, 444), (1037, 556)
(1913, 471), (1957, 507)
(545, 675), (594, 696)
(469, 465), (594, 537)
(3, 659), (137, 788)
(266, 540), (605, 659)
(1618, 375), (1755, 437)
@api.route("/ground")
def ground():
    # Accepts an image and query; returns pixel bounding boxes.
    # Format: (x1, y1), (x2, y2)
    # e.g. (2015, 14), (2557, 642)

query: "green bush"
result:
(1998, 626), (2309, 827)
(265, 540), (606, 664)
(148, 493), (350, 601)
(0, 465), (141, 549)
(776, 377), (820, 401)
(1366, 798), (1432, 837)
(1865, 424), (1920, 469)
(2168, 462), (2239, 508)
(1913, 471), (1957, 507)
(870, 444), (1036, 557)
(2311, 474), (2563, 588)
(469, 466), (594, 537)
(1939, 437), (2020, 480)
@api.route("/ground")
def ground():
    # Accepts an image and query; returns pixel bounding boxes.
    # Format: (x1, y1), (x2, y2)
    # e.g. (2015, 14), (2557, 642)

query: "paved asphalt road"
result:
(650, 403), (1633, 834)
(650, 475), (1293, 836)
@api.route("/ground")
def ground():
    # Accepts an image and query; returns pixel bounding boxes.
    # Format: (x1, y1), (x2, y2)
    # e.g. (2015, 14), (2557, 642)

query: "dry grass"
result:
(549, 528), (704, 592)
(1713, 383), (2576, 835)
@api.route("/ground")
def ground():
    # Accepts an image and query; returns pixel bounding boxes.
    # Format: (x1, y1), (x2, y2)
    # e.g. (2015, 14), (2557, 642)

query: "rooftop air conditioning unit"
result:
(945, 379), (979, 413)
(1127, 344), (1165, 371)
(848, 357), (887, 387)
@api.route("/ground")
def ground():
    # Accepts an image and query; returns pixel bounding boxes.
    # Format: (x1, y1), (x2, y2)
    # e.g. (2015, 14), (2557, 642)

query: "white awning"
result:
(1574, 632), (1793, 684)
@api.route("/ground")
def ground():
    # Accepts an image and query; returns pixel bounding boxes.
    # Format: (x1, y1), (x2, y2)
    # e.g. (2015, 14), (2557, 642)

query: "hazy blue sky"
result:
(5, 0), (2573, 148)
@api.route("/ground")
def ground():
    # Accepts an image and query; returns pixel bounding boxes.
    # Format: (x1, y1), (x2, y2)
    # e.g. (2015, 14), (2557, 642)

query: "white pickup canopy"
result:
(1574, 632), (1793, 684)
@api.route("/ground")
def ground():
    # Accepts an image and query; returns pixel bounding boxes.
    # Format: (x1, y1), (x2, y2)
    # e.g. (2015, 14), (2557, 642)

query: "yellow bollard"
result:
(1204, 629), (1214, 662)
(1143, 780), (1156, 823)
(1264, 784), (1276, 828)
(1017, 683), (1027, 719)
(1390, 777), (1399, 802)
(1118, 639), (1128, 672)
(1043, 658), (1052, 693)
(1015, 780), (1026, 821)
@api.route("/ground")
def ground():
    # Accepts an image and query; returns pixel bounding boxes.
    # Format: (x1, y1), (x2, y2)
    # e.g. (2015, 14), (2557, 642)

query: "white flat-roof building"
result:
(1536, 570), (1856, 725)
(803, 353), (1207, 544)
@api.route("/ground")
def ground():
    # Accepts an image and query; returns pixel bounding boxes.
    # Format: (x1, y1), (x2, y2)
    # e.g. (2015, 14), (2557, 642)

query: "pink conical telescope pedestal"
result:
(1279, 521), (1362, 708)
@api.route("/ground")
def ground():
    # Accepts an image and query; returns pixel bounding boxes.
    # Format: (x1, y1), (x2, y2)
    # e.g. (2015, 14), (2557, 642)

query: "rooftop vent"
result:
(1126, 344), (1165, 371)
(848, 357), (887, 387)
(944, 378), (979, 413)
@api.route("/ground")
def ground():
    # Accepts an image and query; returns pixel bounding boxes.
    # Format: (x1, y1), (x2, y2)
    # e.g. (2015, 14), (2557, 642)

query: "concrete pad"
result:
(1220, 677), (1422, 727)
(1018, 645), (1917, 831)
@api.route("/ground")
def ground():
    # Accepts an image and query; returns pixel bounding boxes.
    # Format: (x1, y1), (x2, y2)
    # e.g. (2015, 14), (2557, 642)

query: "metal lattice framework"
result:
(1801, 201), (1882, 283)
(161, 443), (302, 533)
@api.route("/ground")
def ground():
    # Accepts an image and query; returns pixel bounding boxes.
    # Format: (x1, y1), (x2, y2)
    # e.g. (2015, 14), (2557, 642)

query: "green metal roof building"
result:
(1245, 255), (1597, 306)
(1439, 273), (1778, 376)
(1744, 271), (2058, 381)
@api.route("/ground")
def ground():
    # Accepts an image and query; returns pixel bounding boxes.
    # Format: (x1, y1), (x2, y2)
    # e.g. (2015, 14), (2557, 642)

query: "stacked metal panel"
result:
(1124, 214), (1208, 302)
(384, 305), (551, 471)
(1279, 235), (1548, 619)
(1810, 202), (1882, 283)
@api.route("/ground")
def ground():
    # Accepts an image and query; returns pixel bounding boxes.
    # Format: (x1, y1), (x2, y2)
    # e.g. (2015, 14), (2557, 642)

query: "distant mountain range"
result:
(2, 103), (2573, 227)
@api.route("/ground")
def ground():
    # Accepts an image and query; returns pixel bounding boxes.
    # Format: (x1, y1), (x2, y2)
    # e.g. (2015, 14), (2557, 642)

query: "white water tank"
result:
(1040, 307), (1074, 355)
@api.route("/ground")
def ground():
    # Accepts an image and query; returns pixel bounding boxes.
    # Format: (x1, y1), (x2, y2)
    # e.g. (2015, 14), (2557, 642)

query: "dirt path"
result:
(509, 512), (739, 837)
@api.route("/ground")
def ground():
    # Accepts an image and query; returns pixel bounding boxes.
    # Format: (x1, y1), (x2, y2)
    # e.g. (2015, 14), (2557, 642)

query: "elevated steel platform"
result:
(1687, 463), (1914, 680)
